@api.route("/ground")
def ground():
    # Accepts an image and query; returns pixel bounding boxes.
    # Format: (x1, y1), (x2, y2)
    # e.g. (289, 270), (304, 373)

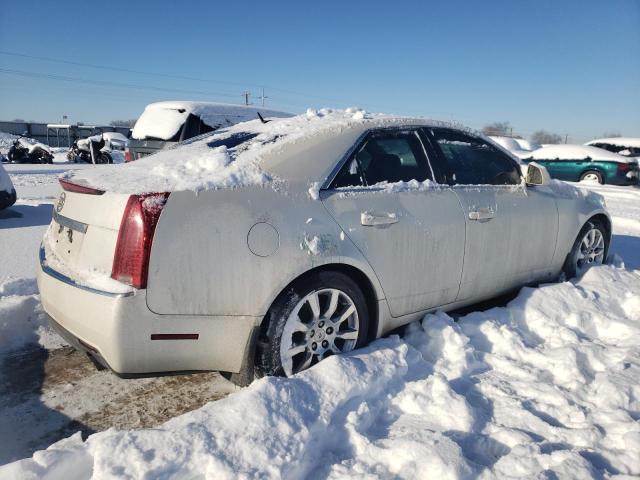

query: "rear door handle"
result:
(361, 211), (399, 226)
(468, 208), (495, 221)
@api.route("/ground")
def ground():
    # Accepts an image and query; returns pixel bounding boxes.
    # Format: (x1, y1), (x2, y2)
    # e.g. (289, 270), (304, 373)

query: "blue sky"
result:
(0, 0), (638, 142)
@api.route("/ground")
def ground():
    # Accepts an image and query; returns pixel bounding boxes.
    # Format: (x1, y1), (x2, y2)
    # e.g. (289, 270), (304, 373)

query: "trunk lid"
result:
(46, 186), (131, 280)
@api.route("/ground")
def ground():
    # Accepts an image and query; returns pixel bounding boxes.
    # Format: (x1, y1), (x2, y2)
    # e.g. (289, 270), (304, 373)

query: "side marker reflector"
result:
(150, 334), (199, 340)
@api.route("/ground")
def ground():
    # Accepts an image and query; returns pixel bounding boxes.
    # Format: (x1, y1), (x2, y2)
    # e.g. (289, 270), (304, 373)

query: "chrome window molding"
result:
(52, 210), (88, 233)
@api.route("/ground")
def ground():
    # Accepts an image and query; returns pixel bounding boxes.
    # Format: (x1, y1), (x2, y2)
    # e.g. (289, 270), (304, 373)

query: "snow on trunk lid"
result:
(43, 186), (134, 294)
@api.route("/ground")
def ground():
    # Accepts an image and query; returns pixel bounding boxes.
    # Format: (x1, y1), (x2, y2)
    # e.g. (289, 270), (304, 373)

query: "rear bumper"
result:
(606, 169), (639, 186)
(37, 249), (259, 374)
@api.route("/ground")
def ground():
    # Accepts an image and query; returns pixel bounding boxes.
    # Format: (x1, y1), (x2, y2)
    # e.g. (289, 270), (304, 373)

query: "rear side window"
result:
(332, 131), (432, 188)
(592, 143), (640, 157)
(429, 129), (521, 185)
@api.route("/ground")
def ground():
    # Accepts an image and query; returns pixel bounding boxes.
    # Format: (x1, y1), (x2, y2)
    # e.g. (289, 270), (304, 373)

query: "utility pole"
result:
(565, 134), (568, 144)
(242, 91), (251, 106)
(258, 87), (269, 107)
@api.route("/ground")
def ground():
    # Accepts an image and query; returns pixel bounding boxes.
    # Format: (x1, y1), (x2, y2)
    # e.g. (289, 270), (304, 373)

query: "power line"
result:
(0, 49), (389, 110)
(0, 50), (254, 90)
(0, 67), (241, 99)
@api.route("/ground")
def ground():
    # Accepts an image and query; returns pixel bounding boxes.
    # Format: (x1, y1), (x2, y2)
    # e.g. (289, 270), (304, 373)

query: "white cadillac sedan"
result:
(37, 110), (610, 384)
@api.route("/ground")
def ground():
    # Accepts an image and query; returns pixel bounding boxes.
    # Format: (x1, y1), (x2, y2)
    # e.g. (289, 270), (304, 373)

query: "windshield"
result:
(131, 108), (189, 141)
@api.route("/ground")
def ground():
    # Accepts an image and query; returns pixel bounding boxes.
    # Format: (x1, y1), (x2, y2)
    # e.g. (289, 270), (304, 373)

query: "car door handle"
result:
(361, 211), (399, 226)
(468, 208), (495, 221)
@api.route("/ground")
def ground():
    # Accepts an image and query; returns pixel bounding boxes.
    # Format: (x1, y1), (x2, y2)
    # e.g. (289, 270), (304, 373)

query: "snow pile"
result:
(526, 144), (634, 163)
(66, 108), (436, 195)
(4, 265), (639, 478)
(0, 278), (66, 355)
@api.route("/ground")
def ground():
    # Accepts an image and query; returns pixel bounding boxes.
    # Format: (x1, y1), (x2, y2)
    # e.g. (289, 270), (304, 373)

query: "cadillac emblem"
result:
(56, 192), (66, 213)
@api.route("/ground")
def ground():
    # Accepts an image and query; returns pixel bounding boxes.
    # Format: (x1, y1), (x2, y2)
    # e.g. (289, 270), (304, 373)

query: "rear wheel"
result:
(256, 271), (369, 377)
(580, 170), (604, 184)
(97, 152), (112, 164)
(563, 219), (608, 278)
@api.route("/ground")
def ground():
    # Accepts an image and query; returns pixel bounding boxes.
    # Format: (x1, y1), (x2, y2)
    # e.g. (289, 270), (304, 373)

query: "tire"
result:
(562, 219), (608, 278)
(256, 271), (370, 377)
(580, 170), (604, 184)
(97, 152), (112, 164)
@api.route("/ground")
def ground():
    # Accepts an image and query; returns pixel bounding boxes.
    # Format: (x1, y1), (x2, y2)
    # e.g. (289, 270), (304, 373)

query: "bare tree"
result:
(531, 130), (563, 145)
(601, 132), (622, 138)
(109, 119), (137, 127)
(482, 121), (512, 136)
(12, 118), (25, 122)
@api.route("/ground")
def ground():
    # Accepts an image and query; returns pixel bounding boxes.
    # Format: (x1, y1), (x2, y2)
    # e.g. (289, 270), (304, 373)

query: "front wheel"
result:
(580, 170), (604, 184)
(256, 271), (369, 377)
(563, 219), (608, 278)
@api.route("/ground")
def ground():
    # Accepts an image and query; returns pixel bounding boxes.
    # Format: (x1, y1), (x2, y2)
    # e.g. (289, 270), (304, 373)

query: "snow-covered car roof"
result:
(525, 144), (634, 163)
(586, 137), (640, 149)
(489, 136), (523, 152)
(513, 138), (541, 151)
(131, 101), (293, 141)
(487, 136), (533, 160)
(67, 108), (456, 195)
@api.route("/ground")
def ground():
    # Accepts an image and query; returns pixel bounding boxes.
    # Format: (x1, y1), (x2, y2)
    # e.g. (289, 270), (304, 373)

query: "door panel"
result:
(322, 188), (465, 316)
(425, 128), (559, 304)
(540, 160), (587, 181)
(323, 128), (466, 317)
(453, 185), (558, 301)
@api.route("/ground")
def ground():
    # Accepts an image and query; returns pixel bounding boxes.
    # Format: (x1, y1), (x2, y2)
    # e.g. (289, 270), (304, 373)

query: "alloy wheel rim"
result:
(583, 173), (600, 183)
(280, 288), (359, 376)
(576, 227), (605, 275)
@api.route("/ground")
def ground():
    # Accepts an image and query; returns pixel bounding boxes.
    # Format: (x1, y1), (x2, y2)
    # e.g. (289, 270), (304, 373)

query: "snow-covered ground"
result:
(0, 158), (639, 478)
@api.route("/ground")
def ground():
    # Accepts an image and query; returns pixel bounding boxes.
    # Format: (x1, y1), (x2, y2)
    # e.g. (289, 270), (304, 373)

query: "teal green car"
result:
(522, 145), (639, 186)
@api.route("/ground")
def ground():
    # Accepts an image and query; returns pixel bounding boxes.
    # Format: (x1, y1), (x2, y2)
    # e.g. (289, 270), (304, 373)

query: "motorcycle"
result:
(67, 133), (112, 164)
(8, 136), (53, 164)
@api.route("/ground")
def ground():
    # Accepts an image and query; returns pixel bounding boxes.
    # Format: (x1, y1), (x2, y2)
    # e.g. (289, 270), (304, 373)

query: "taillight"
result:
(59, 178), (105, 195)
(111, 193), (170, 289)
(124, 148), (133, 163)
(618, 162), (631, 174)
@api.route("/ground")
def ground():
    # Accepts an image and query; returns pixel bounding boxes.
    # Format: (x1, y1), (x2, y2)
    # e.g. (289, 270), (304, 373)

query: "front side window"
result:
(332, 131), (432, 188)
(429, 129), (521, 185)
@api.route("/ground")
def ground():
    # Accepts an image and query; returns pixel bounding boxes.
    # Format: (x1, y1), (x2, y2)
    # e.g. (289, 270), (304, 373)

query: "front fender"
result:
(552, 184), (610, 269)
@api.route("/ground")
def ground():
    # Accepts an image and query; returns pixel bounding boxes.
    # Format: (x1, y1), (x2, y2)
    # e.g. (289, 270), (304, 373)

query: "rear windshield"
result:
(207, 132), (258, 149)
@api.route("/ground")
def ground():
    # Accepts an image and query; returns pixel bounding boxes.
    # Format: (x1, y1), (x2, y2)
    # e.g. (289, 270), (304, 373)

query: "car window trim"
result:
(323, 126), (438, 190)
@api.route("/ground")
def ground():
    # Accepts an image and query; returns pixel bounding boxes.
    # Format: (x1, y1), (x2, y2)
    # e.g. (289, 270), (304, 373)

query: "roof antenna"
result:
(257, 112), (270, 124)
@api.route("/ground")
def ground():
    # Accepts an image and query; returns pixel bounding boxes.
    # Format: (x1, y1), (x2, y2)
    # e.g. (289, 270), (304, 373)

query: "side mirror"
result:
(525, 162), (551, 186)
